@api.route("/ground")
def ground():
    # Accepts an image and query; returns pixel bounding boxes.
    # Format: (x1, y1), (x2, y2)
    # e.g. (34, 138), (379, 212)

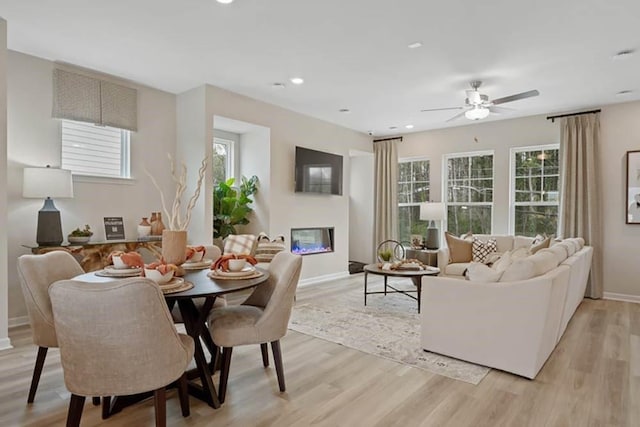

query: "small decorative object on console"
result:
(68, 224), (93, 244)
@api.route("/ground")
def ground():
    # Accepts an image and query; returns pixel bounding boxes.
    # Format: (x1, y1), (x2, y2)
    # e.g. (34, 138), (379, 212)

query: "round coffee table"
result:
(363, 264), (440, 313)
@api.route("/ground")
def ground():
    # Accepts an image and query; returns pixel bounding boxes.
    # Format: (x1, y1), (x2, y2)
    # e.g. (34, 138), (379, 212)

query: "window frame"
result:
(212, 136), (235, 184)
(509, 143), (560, 236)
(442, 150), (495, 235)
(60, 119), (131, 181)
(397, 156), (431, 244)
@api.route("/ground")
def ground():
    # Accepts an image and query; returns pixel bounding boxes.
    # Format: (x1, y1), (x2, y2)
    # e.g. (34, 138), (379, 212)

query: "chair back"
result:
(49, 278), (193, 397)
(204, 244), (222, 262)
(243, 251), (302, 340)
(17, 251), (84, 348)
(223, 234), (257, 256)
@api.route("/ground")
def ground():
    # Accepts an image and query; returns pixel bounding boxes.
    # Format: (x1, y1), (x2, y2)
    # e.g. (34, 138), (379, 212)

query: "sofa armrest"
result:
(437, 247), (449, 270)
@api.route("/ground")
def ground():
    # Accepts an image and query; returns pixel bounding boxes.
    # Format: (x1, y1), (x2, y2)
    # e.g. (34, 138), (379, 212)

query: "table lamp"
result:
(419, 202), (445, 250)
(23, 166), (74, 246)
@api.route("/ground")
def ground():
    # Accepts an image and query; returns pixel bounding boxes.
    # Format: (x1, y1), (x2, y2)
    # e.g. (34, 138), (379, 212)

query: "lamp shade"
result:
(420, 202), (445, 221)
(23, 167), (74, 199)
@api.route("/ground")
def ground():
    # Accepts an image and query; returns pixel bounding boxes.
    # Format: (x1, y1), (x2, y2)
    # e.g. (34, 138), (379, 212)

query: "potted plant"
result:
(213, 175), (259, 241)
(68, 225), (93, 244)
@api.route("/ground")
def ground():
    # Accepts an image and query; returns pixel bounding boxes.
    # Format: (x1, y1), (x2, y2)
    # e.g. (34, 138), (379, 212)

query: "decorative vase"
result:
(151, 212), (165, 236)
(162, 229), (187, 266)
(137, 217), (151, 238)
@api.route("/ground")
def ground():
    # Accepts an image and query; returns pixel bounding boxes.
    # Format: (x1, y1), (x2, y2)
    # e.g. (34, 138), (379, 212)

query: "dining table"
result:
(73, 265), (270, 416)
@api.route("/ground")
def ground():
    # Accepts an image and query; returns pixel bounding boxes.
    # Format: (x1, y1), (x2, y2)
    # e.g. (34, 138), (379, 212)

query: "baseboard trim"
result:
(299, 271), (350, 287)
(0, 337), (13, 351)
(8, 316), (29, 328)
(603, 292), (640, 304)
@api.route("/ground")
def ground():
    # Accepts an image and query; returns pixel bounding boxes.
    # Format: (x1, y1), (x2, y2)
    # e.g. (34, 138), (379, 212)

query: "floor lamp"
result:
(420, 202), (445, 250)
(23, 166), (74, 246)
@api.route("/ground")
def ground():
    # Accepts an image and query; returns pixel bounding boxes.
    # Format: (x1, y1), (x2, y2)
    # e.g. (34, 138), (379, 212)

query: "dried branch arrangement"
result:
(145, 154), (208, 231)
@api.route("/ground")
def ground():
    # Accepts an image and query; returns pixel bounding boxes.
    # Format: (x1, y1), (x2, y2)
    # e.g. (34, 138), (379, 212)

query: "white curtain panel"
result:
(374, 139), (399, 247)
(559, 113), (602, 298)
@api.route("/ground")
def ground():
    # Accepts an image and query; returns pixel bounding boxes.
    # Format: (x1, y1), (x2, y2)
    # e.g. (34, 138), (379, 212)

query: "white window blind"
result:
(61, 120), (130, 178)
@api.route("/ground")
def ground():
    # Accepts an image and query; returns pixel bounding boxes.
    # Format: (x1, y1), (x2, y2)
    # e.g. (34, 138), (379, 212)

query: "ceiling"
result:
(1, 0), (639, 136)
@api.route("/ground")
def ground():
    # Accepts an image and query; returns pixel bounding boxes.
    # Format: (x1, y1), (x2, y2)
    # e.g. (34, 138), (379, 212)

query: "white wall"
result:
(7, 51), (176, 322)
(238, 126), (271, 236)
(204, 85), (372, 280)
(0, 18), (10, 350)
(349, 153), (374, 263)
(398, 104), (640, 298)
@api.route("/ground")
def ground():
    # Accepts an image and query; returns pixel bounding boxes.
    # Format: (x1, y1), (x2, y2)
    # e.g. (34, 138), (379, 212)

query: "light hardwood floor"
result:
(1, 274), (638, 426)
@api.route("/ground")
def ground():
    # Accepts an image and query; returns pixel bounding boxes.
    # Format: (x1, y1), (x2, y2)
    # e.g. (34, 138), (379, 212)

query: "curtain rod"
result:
(546, 109), (601, 123)
(373, 136), (403, 143)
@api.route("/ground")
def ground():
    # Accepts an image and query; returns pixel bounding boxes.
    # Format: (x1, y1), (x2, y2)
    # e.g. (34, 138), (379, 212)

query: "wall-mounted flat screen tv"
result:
(295, 146), (343, 195)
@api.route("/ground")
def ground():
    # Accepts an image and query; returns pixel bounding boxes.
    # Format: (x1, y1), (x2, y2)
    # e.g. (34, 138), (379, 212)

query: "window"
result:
(212, 137), (234, 185)
(61, 120), (130, 178)
(445, 151), (494, 235)
(398, 159), (430, 243)
(510, 145), (560, 236)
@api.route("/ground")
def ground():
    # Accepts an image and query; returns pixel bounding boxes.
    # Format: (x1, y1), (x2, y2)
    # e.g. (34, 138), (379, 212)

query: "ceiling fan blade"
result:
(488, 106), (515, 114)
(491, 90), (539, 105)
(421, 107), (463, 112)
(446, 110), (468, 122)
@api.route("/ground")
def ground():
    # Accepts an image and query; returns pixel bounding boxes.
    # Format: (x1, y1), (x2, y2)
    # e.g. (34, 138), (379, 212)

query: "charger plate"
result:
(95, 268), (141, 278)
(182, 259), (213, 270)
(161, 279), (194, 294)
(207, 269), (263, 280)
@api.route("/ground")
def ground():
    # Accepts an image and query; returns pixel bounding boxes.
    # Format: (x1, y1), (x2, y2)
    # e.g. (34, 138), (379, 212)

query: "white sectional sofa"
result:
(421, 236), (593, 379)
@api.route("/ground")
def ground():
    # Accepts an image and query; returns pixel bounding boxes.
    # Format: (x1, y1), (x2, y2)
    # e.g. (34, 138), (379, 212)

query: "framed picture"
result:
(104, 217), (125, 240)
(410, 234), (424, 249)
(626, 151), (640, 224)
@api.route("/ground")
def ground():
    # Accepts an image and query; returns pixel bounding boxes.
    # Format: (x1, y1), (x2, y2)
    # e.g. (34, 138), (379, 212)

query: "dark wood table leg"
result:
(178, 298), (221, 409)
(364, 271), (368, 306)
(412, 276), (422, 313)
(384, 275), (388, 295)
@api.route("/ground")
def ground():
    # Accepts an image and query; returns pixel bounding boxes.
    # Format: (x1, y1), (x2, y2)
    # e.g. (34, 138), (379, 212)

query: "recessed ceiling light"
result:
(389, 126), (397, 130)
(613, 49), (635, 59)
(290, 77), (304, 85)
(216, 0), (234, 4)
(339, 108), (351, 113)
(272, 82), (286, 89)
(405, 124), (414, 129)
(408, 42), (423, 49)
(617, 90), (633, 96)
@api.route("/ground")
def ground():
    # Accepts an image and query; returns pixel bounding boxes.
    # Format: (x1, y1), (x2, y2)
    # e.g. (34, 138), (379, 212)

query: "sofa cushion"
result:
(499, 258), (536, 282)
(472, 238), (497, 263)
(558, 241), (576, 256)
(528, 250), (559, 276)
(467, 262), (503, 282)
(492, 250), (512, 273)
(471, 234), (514, 253)
(513, 235), (535, 250)
(511, 246), (529, 259)
(542, 245), (568, 265)
(444, 262), (470, 276)
(445, 232), (473, 263)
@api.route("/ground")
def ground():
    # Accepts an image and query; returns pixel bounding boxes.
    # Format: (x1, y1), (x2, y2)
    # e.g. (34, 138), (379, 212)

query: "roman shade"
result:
(52, 69), (138, 131)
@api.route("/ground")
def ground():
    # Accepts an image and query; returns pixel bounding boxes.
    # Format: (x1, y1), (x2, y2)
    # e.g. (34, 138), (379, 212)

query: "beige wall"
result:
(0, 18), (9, 349)
(398, 104), (640, 298)
(349, 153), (375, 264)
(204, 85), (372, 280)
(7, 51), (176, 322)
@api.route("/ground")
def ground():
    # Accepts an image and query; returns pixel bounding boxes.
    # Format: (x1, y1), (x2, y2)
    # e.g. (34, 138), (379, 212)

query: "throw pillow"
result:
(467, 262), (503, 282)
(445, 232), (473, 263)
(511, 246), (529, 259)
(254, 234), (286, 263)
(472, 237), (497, 263)
(491, 250), (512, 273)
(223, 234), (258, 256)
(530, 236), (551, 254)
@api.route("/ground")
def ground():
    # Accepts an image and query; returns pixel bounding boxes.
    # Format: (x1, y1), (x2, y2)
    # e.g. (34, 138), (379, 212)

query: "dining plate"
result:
(95, 269), (141, 278)
(212, 265), (255, 277)
(158, 277), (185, 292)
(104, 265), (142, 274)
(182, 259), (213, 270)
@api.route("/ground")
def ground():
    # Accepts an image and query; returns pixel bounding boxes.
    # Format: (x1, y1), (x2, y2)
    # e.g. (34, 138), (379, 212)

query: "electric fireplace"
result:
(291, 227), (334, 255)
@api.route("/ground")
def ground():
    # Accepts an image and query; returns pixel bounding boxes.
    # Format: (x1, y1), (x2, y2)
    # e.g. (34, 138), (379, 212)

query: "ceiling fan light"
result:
(465, 107), (490, 120)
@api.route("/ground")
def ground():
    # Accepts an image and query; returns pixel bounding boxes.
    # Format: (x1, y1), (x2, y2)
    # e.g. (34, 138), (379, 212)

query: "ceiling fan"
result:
(421, 81), (539, 122)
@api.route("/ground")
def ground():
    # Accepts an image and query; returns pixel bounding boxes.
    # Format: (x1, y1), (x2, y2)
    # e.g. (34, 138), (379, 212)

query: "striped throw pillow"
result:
(255, 233), (286, 263)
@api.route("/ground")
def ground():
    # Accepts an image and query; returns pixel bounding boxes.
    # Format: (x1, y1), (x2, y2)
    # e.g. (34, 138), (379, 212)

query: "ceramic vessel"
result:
(144, 268), (174, 284)
(228, 258), (247, 272)
(137, 217), (151, 238)
(151, 212), (166, 236)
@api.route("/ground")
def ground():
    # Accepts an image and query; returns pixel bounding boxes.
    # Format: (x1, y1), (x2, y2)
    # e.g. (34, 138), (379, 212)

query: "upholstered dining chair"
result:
(49, 278), (194, 427)
(17, 251), (85, 403)
(207, 251), (302, 403)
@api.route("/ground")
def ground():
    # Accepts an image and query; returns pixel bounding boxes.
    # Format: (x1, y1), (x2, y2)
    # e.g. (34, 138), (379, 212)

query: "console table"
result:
(27, 240), (163, 272)
(405, 248), (438, 267)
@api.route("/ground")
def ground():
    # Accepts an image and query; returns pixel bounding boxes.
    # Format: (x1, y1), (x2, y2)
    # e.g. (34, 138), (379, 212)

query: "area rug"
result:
(289, 279), (490, 385)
